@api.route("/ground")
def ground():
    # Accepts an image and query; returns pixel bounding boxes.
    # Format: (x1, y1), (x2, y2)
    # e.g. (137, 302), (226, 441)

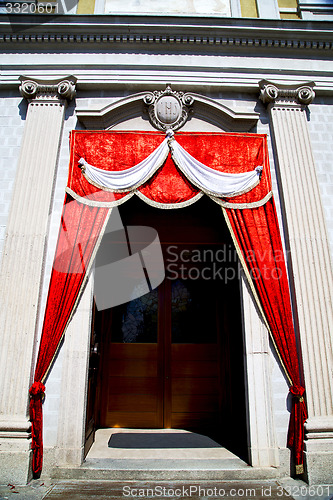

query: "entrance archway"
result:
(49, 97), (282, 473)
(86, 196), (248, 461)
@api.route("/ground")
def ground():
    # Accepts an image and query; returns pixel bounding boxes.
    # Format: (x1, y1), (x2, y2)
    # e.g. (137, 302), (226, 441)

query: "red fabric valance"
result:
(67, 131), (271, 207)
(30, 131), (306, 476)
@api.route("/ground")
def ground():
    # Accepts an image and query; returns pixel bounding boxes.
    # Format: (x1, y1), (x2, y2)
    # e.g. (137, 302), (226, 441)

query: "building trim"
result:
(0, 14), (333, 51)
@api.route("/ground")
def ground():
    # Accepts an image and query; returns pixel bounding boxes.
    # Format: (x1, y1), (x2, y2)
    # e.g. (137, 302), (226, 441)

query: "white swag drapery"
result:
(78, 131), (263, 198)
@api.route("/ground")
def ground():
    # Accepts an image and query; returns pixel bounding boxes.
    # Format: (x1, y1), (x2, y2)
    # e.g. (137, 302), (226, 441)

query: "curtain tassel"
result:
(29, 381), (45, 475)
(287, 385), (307, 476)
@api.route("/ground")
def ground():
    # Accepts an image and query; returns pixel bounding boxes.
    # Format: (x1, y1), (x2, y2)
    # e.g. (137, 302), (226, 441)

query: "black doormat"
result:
(108, 432), (221, 449)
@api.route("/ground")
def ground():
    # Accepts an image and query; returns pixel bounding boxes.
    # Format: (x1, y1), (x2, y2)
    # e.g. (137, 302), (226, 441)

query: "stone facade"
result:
(0, 9), (332, 487)
(307, 98), (333, 259)
(0, 91), (26, 261)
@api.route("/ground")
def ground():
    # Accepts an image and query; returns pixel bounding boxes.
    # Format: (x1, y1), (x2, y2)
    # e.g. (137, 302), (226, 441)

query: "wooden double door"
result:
(86, 196), (248, 457)
(98, 274), (223, 435)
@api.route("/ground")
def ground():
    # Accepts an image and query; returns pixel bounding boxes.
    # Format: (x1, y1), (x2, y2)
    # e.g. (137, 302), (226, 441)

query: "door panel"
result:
(108, 357), (158, 377)
(172, 344), (218, 359)
(84, 300), (101, 456)
(172, 377), (219, 395)
(109, 376), (159, 394)
(170, 344), (220, 432)
(171, 413), (220, 431)
(172, 395), (219, 412)
(109, 343), (158, 359)
(107, 394), (158, 412)
(171, 360), (218, 377)
(101, 287), (163, 428)
(168, 278), (221, 433)
(106, 412), (161, 428)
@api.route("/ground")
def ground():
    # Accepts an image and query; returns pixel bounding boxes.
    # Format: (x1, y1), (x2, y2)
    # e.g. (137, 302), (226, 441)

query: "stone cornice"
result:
(0, 15), (333, 51)
(19, 76), (77, 103)
(259, 80), (316, 106)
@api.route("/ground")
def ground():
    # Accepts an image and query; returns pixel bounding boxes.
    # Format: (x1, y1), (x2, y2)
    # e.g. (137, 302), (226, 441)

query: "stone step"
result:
(52, 458), (279, 481)
(43, 479), (295, 500)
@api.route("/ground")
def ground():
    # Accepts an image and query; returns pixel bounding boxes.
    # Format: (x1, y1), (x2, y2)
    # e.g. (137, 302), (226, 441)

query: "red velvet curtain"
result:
(29, 194), (110, 474)
(29, 131), (306, 476)
(223, 199), (307, 474)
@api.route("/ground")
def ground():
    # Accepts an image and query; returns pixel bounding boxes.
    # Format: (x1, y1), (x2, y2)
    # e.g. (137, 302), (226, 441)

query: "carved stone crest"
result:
(143, 85), (194, 131)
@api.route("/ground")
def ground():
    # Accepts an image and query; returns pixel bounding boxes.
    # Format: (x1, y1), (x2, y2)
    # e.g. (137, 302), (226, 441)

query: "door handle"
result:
(90, 343), (99, 357)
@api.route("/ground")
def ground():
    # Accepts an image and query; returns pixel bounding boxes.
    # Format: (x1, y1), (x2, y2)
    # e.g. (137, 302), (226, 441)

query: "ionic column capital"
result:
(19, 76), (77, 104)
(259, 80), (315, 106)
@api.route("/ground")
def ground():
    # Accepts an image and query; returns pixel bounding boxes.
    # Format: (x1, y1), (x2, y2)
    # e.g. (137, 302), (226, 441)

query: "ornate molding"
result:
(2, 33), (332, 51)
(76, 89), (259, 132)
(259, 80), (316, 106)
(1, 16), (333, 52)
(143, 85), (194, 131)
(19, 76), (77, 103)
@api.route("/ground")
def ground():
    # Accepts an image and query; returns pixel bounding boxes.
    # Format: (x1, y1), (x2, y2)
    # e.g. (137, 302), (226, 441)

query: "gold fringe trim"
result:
(221, 206), (293, 387)
(41, 208), (113, 384)
(295, 464), (304, 475)
(136, 191), (204, 209)
(65, 187), (134, 207)
(67, 186), (272, 211)
(66, 187), (204, 210)
(210, 191), (272, 209)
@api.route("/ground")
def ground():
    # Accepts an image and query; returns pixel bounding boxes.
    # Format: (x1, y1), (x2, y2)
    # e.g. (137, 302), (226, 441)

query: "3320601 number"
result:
(5, 2), (58, 13)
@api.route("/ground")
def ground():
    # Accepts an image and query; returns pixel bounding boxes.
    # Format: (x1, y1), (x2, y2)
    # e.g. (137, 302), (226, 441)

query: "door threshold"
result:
(86, 428), (243, 461)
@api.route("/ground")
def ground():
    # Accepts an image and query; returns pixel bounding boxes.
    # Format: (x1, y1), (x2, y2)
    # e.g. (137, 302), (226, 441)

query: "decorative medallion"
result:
(143, 85), (194, 131)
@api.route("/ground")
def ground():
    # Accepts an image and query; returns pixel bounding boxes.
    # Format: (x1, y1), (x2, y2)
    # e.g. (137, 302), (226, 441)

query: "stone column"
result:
(260, 80), (333, 484)
(0, 76), (76, 484)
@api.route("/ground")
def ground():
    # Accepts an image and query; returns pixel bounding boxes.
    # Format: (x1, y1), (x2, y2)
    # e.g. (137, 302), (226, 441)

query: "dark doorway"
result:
(85, 196), (248, 461)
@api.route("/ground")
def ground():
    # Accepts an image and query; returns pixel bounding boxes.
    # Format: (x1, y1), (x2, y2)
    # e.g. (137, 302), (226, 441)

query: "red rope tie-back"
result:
(287, 385), (307, 475)
(29, 381), (45, 475)
(289, 384), (306, 403)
